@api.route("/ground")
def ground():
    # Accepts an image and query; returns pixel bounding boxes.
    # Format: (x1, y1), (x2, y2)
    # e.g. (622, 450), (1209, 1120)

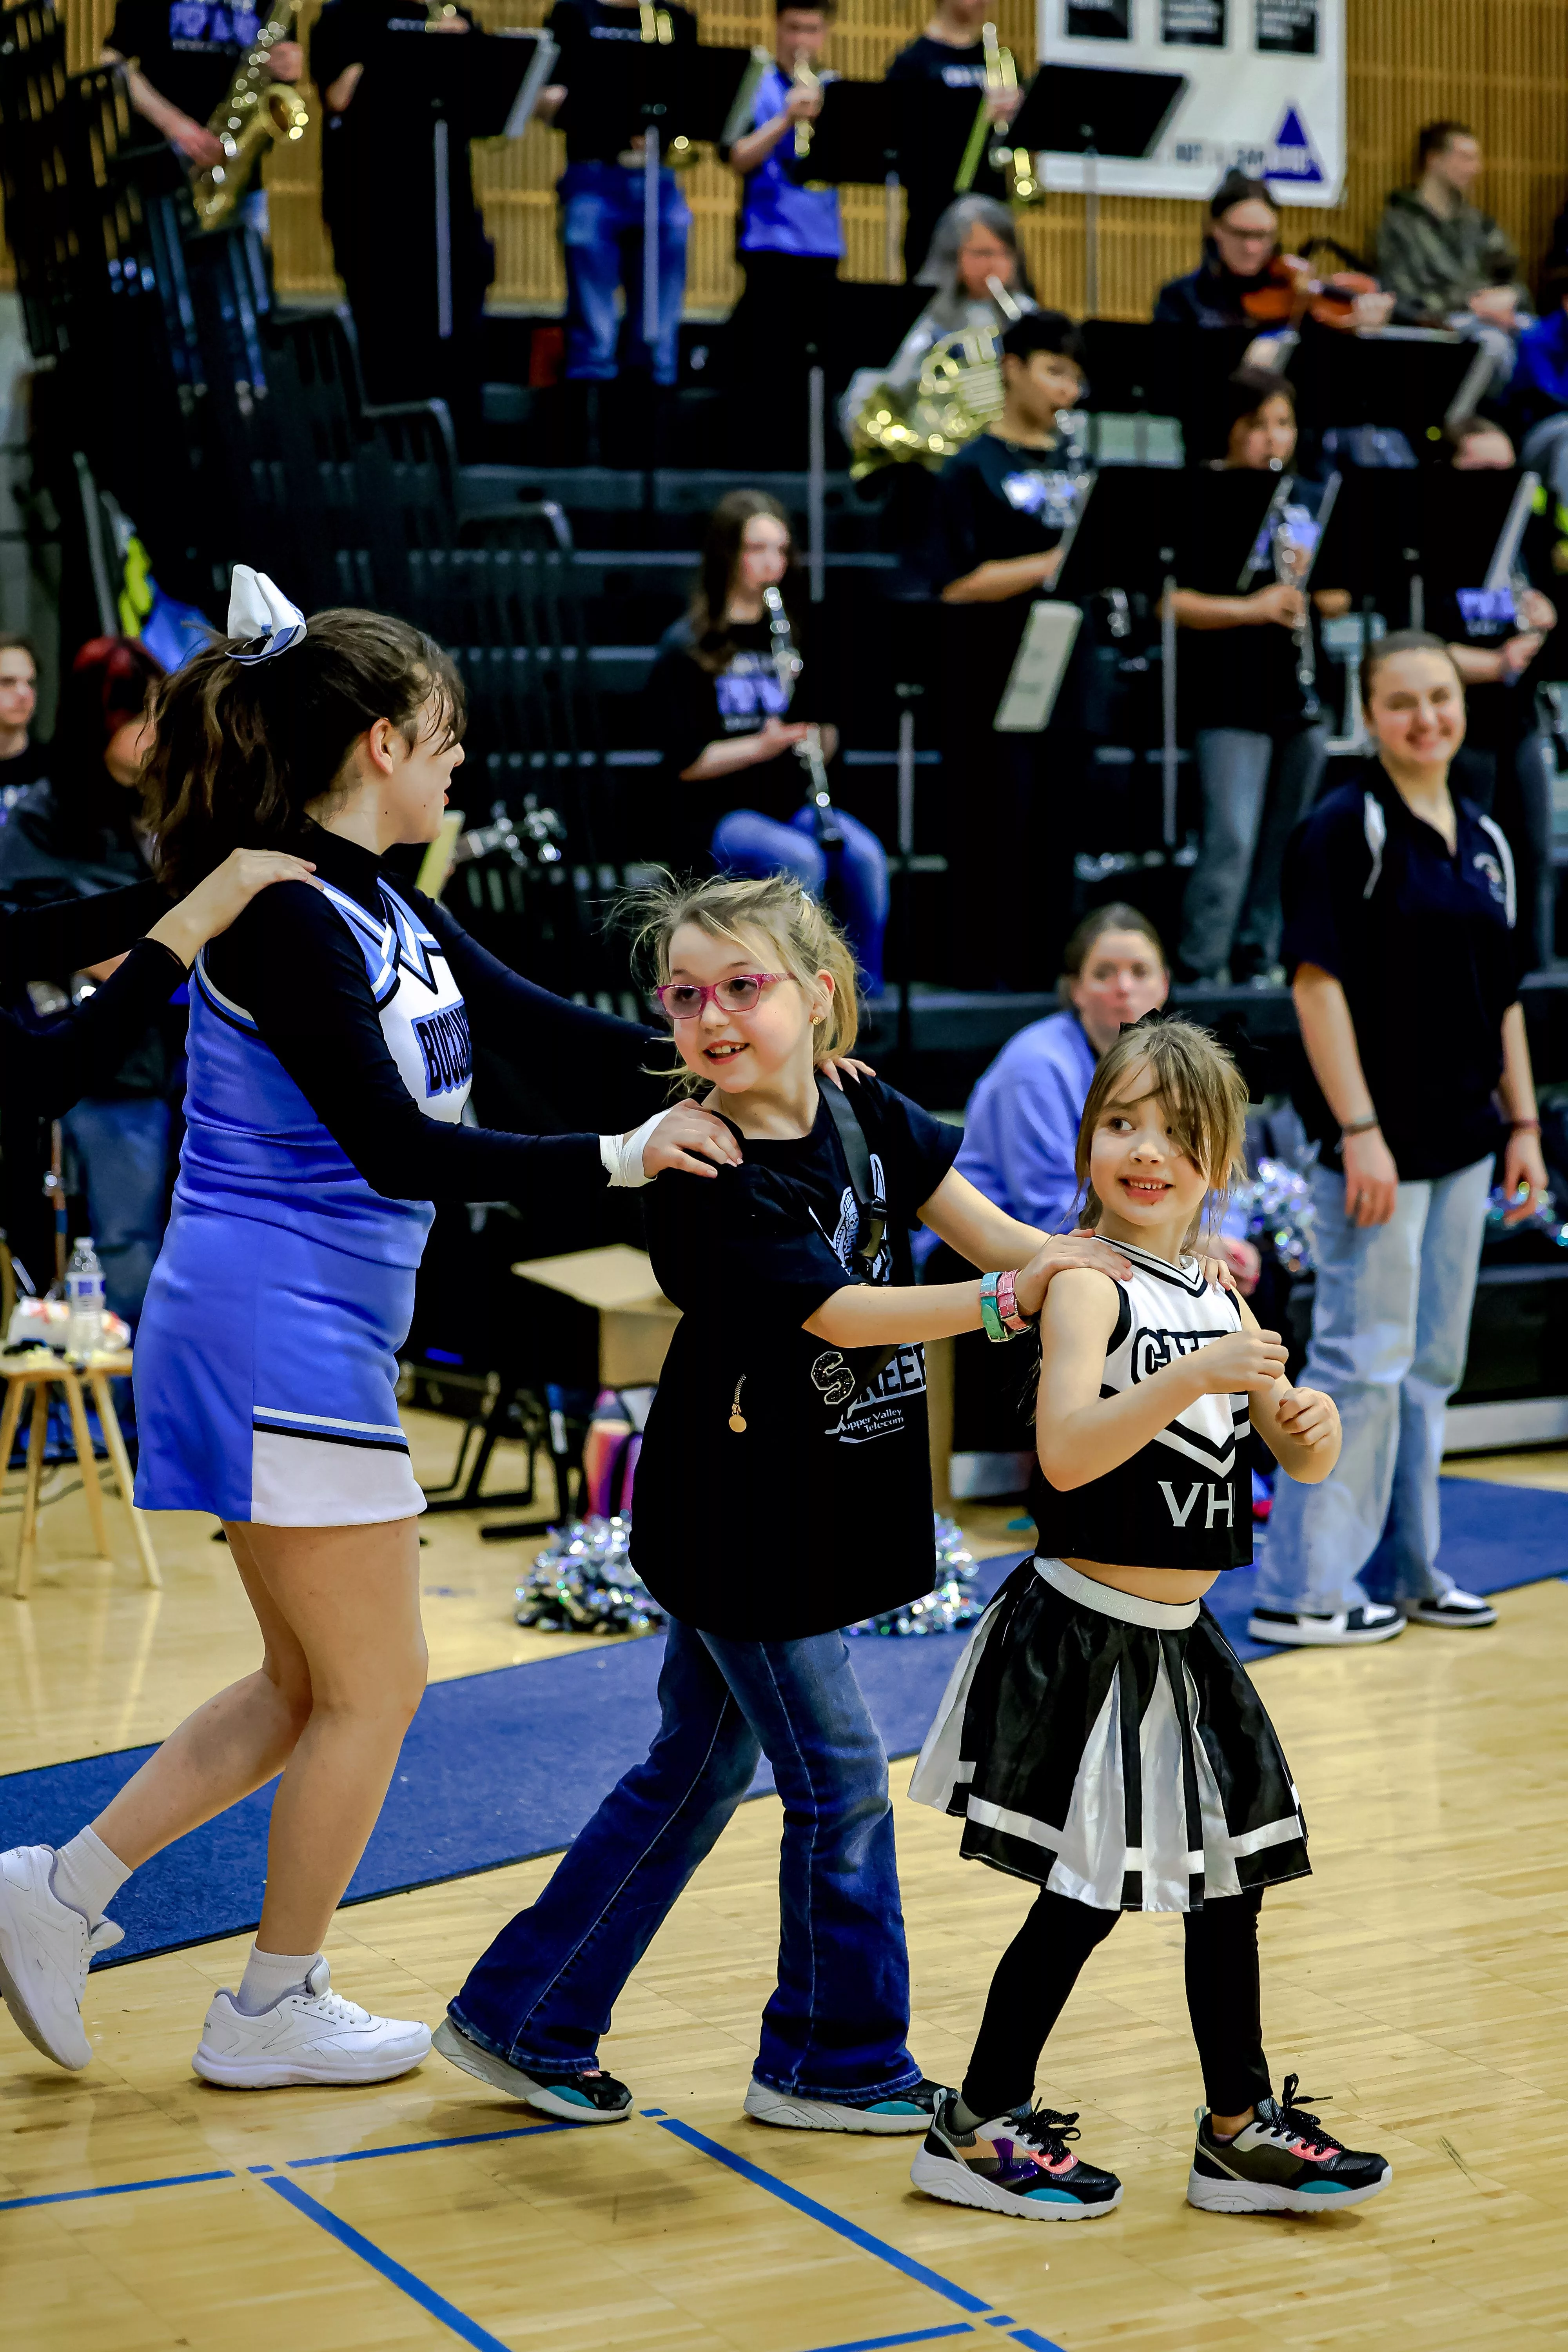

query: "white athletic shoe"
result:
(0, 1844), (123, 2071)
(191, 1958), (431, 2088)
(1247, 1602), (1404, 1647)
(1405, 1587), (1497, 1629)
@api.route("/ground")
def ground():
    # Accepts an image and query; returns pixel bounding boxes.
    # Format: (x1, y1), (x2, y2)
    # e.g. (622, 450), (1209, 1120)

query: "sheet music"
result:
(995, 601), (1082, 733)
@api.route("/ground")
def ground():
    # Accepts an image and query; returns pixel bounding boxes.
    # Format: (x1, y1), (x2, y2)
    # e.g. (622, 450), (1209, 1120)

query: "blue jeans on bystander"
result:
(61, 1095), (171, 1329)
(1255, 1153), (1494, 1616)
(710, 806), (890, 994)
(450, 1617), (918, 2100)
(559, 161), (690, 385)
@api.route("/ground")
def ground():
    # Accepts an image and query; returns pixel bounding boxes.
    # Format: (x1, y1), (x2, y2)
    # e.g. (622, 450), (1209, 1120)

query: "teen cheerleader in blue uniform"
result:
(0, 572), (735, 2089)
(909, 1016), (1394, 2221)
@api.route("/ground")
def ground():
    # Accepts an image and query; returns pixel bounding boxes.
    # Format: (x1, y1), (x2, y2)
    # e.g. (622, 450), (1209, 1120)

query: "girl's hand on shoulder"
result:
(1272, 1383), (1339, 1452)
(819, 1055), (875, 1090)
(1015, 1231), (1132, 1321)
(1193, 1326), (1289, 1396)
(642, 1102), (743, 1179)
(149, 848), (319, 968)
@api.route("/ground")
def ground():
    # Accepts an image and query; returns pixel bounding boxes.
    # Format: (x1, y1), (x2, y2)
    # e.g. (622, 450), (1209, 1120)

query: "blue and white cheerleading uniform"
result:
(912, 1243), (1308, 1913)
(134, 824), (658, 1528)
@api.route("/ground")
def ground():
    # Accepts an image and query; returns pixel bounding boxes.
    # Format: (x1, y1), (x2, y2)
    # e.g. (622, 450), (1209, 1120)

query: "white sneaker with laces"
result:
(0, 1844), (123, 2071)
(1405, 1587), (1497, 1629)
(192, 1957), (431, 2087)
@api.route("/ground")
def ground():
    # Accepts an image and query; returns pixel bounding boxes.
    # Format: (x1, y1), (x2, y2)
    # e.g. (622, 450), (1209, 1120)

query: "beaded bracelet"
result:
(978, 1272), (1010, 1344)
(995, 1269), (1037, 1334)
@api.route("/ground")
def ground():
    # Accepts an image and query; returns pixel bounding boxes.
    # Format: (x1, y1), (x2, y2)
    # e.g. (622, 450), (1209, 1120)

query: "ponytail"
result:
(143, 606), (463, 891)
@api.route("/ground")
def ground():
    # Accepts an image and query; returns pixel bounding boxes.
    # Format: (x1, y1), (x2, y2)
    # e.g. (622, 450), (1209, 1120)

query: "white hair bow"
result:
(227, 565), (307, 664)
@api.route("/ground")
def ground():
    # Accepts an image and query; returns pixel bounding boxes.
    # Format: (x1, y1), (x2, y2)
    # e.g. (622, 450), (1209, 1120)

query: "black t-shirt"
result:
(106, 0), (287, 127)
(886, 36), (1007, 216)
(0, 739), (49, 814)
(930, 431), (1087, 589)
(1178, 472), (1325, 737)
(630, 1076), (962, 1639)
(646, 614), (826, 865)
(1282, 765), (1530, 1180)
(545, 0), (698, 165)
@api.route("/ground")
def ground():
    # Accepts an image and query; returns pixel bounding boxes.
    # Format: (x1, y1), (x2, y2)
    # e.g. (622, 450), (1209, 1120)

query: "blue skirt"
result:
(134, 1204), (426, 1527)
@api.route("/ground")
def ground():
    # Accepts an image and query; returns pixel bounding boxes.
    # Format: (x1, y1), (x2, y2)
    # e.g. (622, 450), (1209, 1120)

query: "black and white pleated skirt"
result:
(909, 1557), (1309, 1913)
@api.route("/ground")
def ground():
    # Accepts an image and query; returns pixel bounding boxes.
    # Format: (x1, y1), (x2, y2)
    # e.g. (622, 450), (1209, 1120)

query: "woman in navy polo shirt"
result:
(1248, 632), (1549, 1650)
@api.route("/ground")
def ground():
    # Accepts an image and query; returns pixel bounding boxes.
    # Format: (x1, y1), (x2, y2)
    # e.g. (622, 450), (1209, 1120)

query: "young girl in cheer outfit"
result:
(439, 873), (1134, 2131)
(910, 1016), (1393, 2220)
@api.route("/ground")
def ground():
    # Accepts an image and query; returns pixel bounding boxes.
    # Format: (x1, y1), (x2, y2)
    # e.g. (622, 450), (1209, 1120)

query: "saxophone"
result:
(190, 1), (310, 232)
(953, 22), (1041, 207)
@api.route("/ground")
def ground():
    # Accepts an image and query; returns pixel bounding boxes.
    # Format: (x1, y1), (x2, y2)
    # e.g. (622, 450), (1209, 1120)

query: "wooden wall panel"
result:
(21, 0), (1568, 320)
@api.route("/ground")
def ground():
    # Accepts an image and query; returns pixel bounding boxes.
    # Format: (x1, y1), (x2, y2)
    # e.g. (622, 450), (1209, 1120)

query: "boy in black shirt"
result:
(886, 0), (1020, 279)
(102, 1), (301, 190)
(931, 310), (1091, 987)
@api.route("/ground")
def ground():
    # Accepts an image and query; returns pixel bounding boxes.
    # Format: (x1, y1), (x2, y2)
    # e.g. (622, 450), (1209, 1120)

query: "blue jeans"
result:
(711, 806), (891, 995)
(1179, 723), (1328, 978)
(559, 161), (689, 385)
(61, 1096), (171, 1329)
(1256, 1154), (1494, 1614)
(451, 1617), (918, 2099)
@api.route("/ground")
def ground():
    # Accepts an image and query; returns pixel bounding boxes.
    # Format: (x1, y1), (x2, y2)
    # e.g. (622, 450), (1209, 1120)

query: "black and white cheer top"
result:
(1029, 1240), (1252, 1573)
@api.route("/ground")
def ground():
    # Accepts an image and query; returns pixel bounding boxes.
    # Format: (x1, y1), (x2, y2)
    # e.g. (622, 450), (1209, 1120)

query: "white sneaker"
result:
(191, 1958), (431, 2088)
(1405, 1587), (1497, 1629)
(0, 1844), (123, 2071)
(1247, 1603), (1404, 1647)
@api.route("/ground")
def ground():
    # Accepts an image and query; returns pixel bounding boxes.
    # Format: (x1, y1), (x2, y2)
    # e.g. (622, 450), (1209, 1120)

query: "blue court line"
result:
(259, 2172), (516, 2352)
(0, 2164), (235, 2212)
(644, 2114), (993, 2317)
(286, 2118), (581, 2169)
(806, 2331), (975, 2352)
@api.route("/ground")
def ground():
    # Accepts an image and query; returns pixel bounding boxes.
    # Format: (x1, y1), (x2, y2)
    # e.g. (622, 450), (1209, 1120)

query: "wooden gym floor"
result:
(1, 1414), (1566, 2352)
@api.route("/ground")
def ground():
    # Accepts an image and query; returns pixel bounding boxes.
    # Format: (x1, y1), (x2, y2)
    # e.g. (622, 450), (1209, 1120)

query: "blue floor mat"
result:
(0, 1475), (1561, 1970)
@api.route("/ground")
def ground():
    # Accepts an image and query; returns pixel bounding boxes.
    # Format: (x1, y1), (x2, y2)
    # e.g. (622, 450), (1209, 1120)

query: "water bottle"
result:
(64, 1238), (105, 1357)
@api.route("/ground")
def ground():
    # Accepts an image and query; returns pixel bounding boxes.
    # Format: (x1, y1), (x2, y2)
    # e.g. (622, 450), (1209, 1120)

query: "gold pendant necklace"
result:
(728, 1375), (748, 1434)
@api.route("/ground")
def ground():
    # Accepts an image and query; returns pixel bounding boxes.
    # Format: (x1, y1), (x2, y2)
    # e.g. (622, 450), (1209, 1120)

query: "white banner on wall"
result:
(1038, 0), (1345, 207)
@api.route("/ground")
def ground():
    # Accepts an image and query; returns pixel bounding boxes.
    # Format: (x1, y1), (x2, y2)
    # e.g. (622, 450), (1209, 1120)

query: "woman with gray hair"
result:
(840, 196), (1037, 463)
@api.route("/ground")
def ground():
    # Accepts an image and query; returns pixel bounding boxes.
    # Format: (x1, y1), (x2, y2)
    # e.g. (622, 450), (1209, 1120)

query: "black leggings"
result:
(962, 1887), (1271, 2120)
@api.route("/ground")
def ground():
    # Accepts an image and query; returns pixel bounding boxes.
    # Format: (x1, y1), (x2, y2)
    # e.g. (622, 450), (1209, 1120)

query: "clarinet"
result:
(763, 586), (843, 848)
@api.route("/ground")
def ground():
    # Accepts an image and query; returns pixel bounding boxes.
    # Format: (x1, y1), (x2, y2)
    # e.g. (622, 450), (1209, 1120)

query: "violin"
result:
(1240, 252), (1382, 334)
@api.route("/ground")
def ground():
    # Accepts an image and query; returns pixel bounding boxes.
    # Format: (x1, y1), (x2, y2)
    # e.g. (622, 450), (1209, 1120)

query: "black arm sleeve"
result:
(411, 892), (667, 1131)
(310, 0), (362, 91)
(0, 940), (185, 1117)
(0, 880), (169, 984)
(207, 883), (610, 1213)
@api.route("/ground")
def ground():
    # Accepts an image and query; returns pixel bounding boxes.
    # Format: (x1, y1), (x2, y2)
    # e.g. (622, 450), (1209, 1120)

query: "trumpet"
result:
(792, 58), (820, 160)
(190, 0), (309, 231)
(953, 22), (1041, 207)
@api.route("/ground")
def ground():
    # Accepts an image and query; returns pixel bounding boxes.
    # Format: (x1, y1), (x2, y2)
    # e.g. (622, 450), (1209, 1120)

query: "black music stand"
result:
(323, 25), (550, 414)
(1015, 65), (1188, 313)
(579, 42), (766, 351)
(1054, 464), (1194, 844)
(1287, 328), (1480, 459)
(784, 78), (900, 279)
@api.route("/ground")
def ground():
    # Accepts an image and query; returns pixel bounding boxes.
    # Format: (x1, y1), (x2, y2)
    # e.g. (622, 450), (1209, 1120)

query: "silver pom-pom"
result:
(846, 1513), (984, 1638)
(1232, 1154), (1318, 1276)
(515, 1515), (666, 1636)
(1484, 1176), (1563, 1242)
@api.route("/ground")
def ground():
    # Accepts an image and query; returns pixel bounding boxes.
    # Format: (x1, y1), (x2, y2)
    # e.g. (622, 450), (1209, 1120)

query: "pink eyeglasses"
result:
(650, 973), (786, 1021)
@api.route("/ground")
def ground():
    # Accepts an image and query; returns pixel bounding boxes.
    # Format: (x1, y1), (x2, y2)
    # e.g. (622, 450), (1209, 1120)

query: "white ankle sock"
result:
(236, 1944), (320, 2016)
(51, 1827), (132, 1928)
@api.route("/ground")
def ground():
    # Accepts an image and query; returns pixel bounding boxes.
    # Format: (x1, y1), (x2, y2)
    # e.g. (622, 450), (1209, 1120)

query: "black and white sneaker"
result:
(1405, 1588), (1497, 1630)
(744, 2074), (946, 2133)
(1187, 2076), (1391, 2215)
(1247, 1603), (1404, 1647)
(910, 2092), (1123, 2220)
(432, 2015), (633, 2122)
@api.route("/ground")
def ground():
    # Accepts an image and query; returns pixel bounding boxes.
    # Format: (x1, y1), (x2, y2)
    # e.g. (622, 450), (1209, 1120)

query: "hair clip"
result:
(227, 565), (307, 665)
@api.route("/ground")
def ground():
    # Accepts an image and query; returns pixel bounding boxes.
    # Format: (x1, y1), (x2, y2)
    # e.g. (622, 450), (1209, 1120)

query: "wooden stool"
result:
(0, 1347), (162, 1599)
